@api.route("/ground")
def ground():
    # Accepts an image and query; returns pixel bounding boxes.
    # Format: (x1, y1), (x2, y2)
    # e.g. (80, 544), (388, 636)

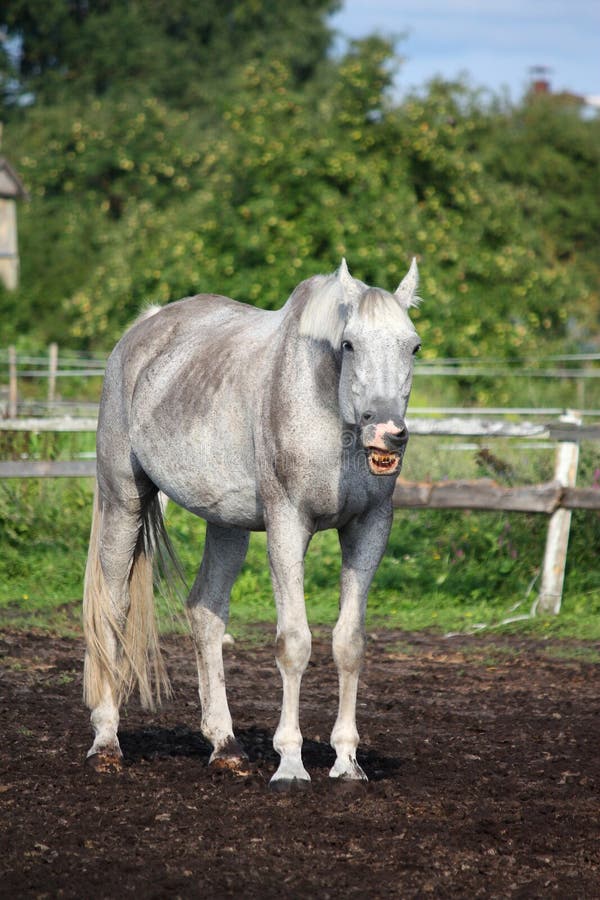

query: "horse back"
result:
(97, 294), (280, 527)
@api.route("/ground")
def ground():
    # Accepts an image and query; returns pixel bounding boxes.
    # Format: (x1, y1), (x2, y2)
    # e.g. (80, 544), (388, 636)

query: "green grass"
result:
(2, 476), (599, 644)
(1, 429), (599, 644)
(410, 366), (600, 412)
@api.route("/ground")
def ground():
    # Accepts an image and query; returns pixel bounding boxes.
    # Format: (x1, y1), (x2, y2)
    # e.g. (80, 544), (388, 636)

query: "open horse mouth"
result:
(367, 448), (401, 476)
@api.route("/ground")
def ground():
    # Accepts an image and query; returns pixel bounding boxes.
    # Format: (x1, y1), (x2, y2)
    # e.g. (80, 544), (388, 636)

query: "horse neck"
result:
(272, 313), (341, 422)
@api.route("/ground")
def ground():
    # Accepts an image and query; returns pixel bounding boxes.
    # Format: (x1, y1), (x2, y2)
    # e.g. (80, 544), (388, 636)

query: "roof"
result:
(0, 156), (28, 199)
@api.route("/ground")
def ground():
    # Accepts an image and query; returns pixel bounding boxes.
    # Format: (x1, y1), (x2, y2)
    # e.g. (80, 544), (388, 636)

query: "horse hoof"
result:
(209, 739), (251, 776)
(85, 750), (124, 774)
(329, 758), (368, 782)
(209, 754), (252, 776)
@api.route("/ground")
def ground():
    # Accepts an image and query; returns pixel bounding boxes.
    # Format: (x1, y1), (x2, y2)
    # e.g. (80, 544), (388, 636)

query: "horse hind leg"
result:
(187, 523), (250, 772)
(83, 487), (169, 770)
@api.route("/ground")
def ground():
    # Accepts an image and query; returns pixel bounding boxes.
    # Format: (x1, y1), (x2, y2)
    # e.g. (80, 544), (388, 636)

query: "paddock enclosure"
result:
(2, 346), (600, 893)
(2, 627), (600, 897)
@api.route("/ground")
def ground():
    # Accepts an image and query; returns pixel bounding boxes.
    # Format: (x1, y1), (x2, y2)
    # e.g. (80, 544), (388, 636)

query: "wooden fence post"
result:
(8, 345), (17, 417)
(536, 411), (582, 615)
(48, 343), (58, 405)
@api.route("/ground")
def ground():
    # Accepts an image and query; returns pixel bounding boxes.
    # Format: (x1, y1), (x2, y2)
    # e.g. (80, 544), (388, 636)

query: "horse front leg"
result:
(267, 509), (312, 787)
(330, 504), (393, 781)
(187, 524), (250, 772)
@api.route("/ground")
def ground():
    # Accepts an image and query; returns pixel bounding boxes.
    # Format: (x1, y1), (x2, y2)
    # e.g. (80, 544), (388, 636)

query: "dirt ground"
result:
(1, 626), (600, 898)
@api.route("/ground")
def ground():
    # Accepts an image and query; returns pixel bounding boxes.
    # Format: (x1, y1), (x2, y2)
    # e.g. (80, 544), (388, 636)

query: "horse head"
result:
(299, 258), (421, 476)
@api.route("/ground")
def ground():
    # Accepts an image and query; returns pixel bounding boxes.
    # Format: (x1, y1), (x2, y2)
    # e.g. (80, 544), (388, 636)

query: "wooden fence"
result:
(3, 344), (600, 616)
(1, 410), (599, 616)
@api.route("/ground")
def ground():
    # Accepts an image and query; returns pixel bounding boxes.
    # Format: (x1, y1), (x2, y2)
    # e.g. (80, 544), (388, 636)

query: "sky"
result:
(329, 0), (600, 102)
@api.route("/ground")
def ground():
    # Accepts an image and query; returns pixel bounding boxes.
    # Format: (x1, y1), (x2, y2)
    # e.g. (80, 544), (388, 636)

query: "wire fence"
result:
(2, 345), (600, 419)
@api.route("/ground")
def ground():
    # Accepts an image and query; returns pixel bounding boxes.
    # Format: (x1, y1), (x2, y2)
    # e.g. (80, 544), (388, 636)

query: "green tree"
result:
(1, 0), (339, 109)
(1, 35), (598, 374)
(483, 92), (600, 259)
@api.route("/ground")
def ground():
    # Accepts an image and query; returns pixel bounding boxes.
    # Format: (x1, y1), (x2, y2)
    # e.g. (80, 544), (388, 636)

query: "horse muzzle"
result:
(362, 419), (408, 476)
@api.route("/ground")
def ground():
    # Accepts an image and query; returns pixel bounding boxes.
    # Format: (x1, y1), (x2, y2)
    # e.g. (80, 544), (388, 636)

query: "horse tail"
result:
(83, 486), (172, 712)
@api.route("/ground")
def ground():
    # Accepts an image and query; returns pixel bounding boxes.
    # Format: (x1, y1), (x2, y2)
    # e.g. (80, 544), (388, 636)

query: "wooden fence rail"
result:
(1, 412), (598, 616)
(2, 460), (599, 513)
(2, 414), (600, 439)
(392, 478), (600, 514)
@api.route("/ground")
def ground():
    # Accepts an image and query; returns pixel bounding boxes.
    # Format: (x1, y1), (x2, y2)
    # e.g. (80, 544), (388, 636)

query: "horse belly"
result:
(133, 438), (265, 530)
(187, 475), (265, 530)
(163, 473), (264, 530)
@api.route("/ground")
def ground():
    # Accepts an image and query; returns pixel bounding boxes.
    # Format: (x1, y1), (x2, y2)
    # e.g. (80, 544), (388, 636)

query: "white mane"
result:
(358, 287), (414, 329)
(297, 274), (350, 346)
(297, 259), (419, 346)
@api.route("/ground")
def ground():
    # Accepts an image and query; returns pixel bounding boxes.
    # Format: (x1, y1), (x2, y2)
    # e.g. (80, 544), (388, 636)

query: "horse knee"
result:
(275, 626), (311, 674)
(332, 622), (365, 673)
(188, 605), (228, 657)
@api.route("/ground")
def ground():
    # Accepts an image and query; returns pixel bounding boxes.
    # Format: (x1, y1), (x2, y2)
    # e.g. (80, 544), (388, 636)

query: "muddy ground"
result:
(1, 626), (600, 898)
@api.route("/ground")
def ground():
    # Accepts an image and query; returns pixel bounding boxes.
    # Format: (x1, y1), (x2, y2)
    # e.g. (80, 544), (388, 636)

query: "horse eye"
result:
(341, 340), (354, 352)
(412, 343), (422, 356)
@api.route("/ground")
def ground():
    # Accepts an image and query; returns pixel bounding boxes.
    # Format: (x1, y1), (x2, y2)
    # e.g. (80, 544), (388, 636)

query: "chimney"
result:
(529, 65), (552, 95)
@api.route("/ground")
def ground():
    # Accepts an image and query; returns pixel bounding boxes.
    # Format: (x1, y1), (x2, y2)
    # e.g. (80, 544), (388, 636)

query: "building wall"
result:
(0, 198), (19, 290)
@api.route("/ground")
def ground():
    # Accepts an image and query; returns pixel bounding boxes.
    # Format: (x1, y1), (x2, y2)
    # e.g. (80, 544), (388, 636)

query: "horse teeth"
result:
(368, 449), (398, 471)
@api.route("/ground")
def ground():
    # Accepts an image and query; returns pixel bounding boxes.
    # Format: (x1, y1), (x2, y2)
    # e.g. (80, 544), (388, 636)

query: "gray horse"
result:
(83, 258), (421, 786)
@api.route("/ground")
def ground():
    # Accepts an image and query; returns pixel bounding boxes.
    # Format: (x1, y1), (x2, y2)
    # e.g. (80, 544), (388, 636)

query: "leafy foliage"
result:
(1, 0), (339, 108)
(2, 32), (598, 361)
(1, 10), (598, 644)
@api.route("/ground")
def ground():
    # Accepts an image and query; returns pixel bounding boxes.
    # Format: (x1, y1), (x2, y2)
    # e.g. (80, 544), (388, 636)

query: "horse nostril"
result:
(361, 410), (375, 425)
(386, 425), (408, 448)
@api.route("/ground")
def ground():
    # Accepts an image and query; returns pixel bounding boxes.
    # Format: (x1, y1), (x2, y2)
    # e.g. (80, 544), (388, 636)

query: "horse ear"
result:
(394, 258), (420, 308)
(337, 257), (354, 292)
